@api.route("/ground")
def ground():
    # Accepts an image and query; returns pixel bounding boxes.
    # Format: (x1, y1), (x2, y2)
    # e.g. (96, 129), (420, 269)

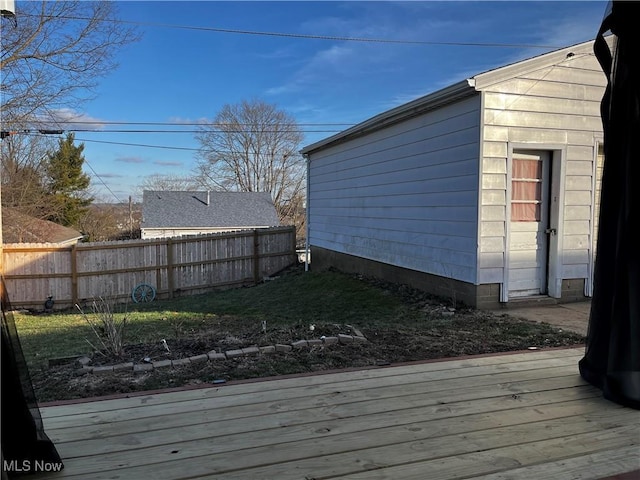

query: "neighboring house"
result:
(140, 190), (280, 239)
(301, 39), (608, 309)
(2, 208), (84, 246)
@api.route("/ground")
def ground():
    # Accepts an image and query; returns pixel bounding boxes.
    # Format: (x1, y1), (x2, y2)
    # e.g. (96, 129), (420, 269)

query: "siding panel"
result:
(309, 95), (482, 283)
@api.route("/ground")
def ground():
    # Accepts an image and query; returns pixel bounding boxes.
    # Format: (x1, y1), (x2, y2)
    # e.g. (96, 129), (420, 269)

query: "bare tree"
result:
(195, 99), (306, 229)
(0, 1), (138, 127)
(1, 1), (138, 239)
(0, 134), (59, 221)
(78, 203), (141, 242)
(137, 174), (200, 197)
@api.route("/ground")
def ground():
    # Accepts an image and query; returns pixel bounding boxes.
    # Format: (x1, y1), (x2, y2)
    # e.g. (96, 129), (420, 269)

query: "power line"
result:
(67, 129), (343, 134)
(11, 131), (333, 153)
(25, 121), (356, 127)
(71, 136), (311, 157)
(12, 132), (334, 152)
(82, 158), (123, 204)
(32, 13), (566, 50)
(51, 136), (200, 152)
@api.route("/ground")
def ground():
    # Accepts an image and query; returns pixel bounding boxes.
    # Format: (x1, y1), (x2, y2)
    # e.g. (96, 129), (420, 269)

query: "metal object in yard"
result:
(44, 296), (54, 311)
(131, 283), (156, 303)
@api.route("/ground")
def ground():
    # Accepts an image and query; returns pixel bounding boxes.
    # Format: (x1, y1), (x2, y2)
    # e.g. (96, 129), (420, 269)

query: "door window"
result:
(511, 158), (543, 221)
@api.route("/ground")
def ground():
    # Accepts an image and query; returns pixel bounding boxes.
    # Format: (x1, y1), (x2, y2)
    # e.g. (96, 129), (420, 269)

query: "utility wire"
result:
(25, 121), (356, 127)
(30, 13), (566, 50)
(52, 135), (200, 152)
(82, 157), (123, 204)
(70, 136), (309, 156)
(65, 129), (344, 134)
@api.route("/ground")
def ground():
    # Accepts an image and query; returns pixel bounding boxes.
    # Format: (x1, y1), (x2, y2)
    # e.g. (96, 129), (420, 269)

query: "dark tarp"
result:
(1, 278), (63, 478)
(579, 1), (640, 410)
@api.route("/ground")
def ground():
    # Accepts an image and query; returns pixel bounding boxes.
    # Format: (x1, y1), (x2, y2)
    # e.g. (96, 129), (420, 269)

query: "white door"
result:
(508, 150), (550, 298)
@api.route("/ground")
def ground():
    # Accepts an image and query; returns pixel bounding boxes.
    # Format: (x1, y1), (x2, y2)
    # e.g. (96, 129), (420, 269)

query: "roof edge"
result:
(301, 79), (475, 155)
(472, 37), (602, 90)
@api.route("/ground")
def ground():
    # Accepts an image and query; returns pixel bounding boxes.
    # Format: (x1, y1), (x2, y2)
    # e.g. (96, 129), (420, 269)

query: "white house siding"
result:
(141, 227), (263, 239)
(309, 94), (482, 283)
(478, 52), (606, 293)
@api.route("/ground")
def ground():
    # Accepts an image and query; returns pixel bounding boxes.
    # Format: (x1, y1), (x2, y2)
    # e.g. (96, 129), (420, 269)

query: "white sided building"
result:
(302, 39), (608, 309)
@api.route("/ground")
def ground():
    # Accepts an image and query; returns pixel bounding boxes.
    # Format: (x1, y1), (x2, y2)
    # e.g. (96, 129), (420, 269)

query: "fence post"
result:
(290, 226), (297, 260)
(167, 238), (174, 298)
(155, 244), (162, 294)
(253, 230), (260, 284)
(70, 244), (78, 305)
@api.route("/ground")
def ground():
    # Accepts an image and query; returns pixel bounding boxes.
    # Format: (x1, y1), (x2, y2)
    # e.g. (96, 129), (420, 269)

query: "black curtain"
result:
(579, 1), (640, 410)
(1, 278), (63, 478)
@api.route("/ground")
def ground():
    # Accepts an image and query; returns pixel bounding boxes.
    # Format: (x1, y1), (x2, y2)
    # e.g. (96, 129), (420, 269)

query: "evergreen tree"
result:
(46, 133), (93, 227)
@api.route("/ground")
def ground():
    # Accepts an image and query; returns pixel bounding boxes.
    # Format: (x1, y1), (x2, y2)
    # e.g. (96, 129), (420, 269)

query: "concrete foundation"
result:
(310, 246), (588, 310)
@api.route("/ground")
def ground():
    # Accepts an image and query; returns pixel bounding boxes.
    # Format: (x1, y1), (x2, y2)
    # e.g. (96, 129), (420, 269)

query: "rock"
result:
(241, 346), (260, 355)
(171, 358), (191, 367)
(208, 351), (227, 361)
(351, 328), (365, 338)
(152, 359), (172, 369)
(189, 354), (209, 364)
(133, 363), (153, 373)
(76, 356), (92, 367)
(93, 365), (114, 375)
(225, 349), (244, 358)
(74, 366), (93, 376)
(291, 340), (309, 349)
(113, 362), (134, 371)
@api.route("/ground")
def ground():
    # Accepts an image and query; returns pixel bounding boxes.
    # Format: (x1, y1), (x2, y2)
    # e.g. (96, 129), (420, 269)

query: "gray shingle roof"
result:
(141, 191), (280, 229)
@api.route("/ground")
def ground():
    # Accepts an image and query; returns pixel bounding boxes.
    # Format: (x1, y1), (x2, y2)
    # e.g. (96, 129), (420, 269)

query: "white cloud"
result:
(36, 108), (106, 130)
(167, 116), (209, 125)
(115, 156), (146, 164)
(255, 46), (298, 60)
(154, 160), (184, 167)
(95, 172), (124, 179)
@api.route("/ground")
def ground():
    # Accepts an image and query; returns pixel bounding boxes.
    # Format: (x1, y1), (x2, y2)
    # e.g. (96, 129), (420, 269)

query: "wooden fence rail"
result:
(1, 226), (297, 310)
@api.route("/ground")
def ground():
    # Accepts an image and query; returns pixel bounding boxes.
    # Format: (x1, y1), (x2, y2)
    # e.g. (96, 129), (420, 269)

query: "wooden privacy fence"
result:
(2, 226), (297, 310)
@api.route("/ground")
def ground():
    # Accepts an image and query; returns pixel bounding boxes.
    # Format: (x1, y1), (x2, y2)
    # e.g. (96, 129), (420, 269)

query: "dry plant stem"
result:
(76, 297), (128, 358)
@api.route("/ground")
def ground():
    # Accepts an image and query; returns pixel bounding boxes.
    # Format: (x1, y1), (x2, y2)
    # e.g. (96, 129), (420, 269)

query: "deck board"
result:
(35, 348), (640, 480)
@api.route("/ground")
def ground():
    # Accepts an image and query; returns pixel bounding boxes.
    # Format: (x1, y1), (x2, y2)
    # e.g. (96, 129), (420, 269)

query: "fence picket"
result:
(2, 227), (296, 309)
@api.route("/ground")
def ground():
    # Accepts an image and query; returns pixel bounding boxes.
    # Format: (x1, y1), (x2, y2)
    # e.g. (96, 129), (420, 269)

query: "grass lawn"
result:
(14, 267), (419, 370)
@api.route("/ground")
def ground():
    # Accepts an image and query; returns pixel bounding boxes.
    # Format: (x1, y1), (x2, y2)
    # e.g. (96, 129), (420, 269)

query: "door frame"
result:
(586, 136), (604, 297)
(501, 143), (566, 302)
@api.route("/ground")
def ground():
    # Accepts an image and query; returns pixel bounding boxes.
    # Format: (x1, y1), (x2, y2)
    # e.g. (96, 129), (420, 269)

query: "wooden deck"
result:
(36, 347), (640, 480)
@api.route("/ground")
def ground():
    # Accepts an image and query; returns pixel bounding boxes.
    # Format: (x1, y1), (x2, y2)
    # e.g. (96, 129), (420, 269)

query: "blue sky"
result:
(54, 1), (608, 202)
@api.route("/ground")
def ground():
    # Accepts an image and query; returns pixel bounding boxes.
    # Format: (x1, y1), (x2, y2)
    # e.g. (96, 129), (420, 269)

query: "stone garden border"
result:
(74, 327), (367, 376)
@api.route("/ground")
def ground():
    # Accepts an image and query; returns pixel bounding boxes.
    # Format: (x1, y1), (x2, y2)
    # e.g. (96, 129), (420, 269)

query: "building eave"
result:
(301, 79), (476, 155)
(471, 38), (601, 90)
